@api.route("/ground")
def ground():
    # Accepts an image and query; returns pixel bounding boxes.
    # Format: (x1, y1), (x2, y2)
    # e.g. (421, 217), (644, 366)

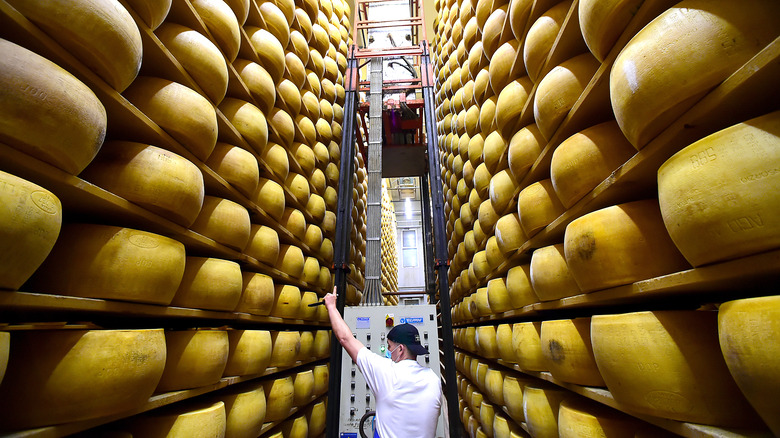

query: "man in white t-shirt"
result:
(324, 290), (442, 438)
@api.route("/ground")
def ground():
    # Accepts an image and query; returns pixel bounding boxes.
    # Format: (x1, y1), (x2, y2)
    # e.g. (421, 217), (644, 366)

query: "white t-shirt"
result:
(356, 347), (442, 438)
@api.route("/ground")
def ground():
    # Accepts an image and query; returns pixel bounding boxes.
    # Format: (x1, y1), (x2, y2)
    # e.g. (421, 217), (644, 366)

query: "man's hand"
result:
(323, 287), (337, 310)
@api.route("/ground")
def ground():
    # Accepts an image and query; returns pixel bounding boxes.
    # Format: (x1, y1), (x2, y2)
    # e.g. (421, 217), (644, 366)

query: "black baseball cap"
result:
(387, 323), (429, 355)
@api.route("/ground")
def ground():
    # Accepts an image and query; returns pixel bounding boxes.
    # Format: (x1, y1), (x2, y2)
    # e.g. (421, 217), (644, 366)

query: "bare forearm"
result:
(328, 304), (353, 345)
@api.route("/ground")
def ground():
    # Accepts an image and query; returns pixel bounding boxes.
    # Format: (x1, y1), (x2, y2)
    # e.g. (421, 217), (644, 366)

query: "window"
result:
(402, 229), (417, 267)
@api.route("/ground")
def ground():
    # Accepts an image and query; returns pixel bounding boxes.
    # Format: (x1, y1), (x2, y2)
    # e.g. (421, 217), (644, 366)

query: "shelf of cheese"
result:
(447, 34), (780, 310)
(456, 348), (769, 438)
(0, 0), (339, 273)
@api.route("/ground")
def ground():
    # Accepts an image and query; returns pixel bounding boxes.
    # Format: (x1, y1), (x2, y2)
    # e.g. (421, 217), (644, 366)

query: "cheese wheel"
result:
(479, 401), (496, 436)
(82, 141), (205, 227)
(246, 27), (286, 84)
(206, 142), (259, 198)
(190, 196), (251, 251)
(530, 244), (581, 301)
(507, 124), (544, 182)
(123, 77), (217, 161)
(718, 296), (780, 435)
(291, 141), (316, 176)
(486, 277), (512, 314)
(492, 412), (524, 438)
(502, 376), (527, 423)
(224, 0), (249, 24)
(286, 172), (312, 206)
(484, 368), (506, 405)
(517, 179), (565, 235)
(495, 212), (527, 255)
(28, 224), (186, 305)
(280, 414), (309, 438)
(245, 225), (280, 266)
(290, 31), (311, 68)
(489, 39), (523, 96)
(312, 363), (330, 395)
(257, 1), (290, 47)
(270, 331), (302, 367)
(551, 120), (635, 208)
(255, 178), (286, 221)
(307, 399), (327, 436)
(564, 200), (690, 292)
(317, 265), (332, 290)
(524, 0), (572, 82)
(0, 171), (62, 290)
(495, 76), (534, 139)
(261, 142), (290, 181)
(294, 115), (317, 145)
(541, 318), (604, 386)
(237, 272), (275, 315)
(523, 386), (568, 438)
(472, 287), (490, 317)
(271, 284), (303, 318)
(0, 329), (165, 429)
(657, 111), (780, 266)
(293, 370), (314, 406)
(157, 329), (229, 392)
(592, 310), (761, 425)
(281, 208), (307, 241)
(129, 401), (226, 438)
(263, 376), (295, 421)
(478, 199), (500, 234)
(224, 330), (272, 376)
(505, 264), (538, 308)
(508, 0), (533, 40)
(313, 330), (330, 358)
(299, 291), (319, 321)
(123, 0), (172, 29)
(472, 250), (491, 280)
(489, 169), (519, 215)
(297, 330), (314, 360)
(476, 326), (500, 358)
(483, 131), (509, 174)
(610, 0), (780, 148)
(0, 40), (106, 174)
(512, 322), (546, 371)
(222, 382), (266, 438)
(155, 23), (228, 103)
(233, 59), (276, 113)
(302, 258), (321, 286)
(6, 0), (142, 91)
(495, 323), (517, 363)
(578, 0), (642, 62)
(304, 224), (324, 252)
(558, 398), (642, 437)
(320, 238), (334, 264)
(534, 53), (600, 140)
(219, 98), (269, 155)
(171, 257), (243, 311)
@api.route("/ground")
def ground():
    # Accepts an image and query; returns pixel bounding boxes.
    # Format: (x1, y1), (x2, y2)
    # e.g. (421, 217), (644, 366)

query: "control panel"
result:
(338, 305), (444, 437)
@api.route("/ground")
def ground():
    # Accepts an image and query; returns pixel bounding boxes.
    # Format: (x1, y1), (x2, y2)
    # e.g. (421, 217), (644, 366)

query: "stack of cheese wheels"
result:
(523, 385), (568, 438)
(0, 40), (107, 175)
(658, 111), (780, 266)
(28, 224), (187, 305)
(263, 376), (295, 422)
(564, 200), (690, 292)
(157, 329), (229, 392)
(126, 401), (227, 437)
(0, 171), (62, 290)
(610, 0), (780, 148)
(540, 318), (604, 386)
(123, 77), (218, 161)
(224, 329), (272, 377)
(718, 295), (780, 435)
(155, 22), (228, 103)
(550, 121), (635, 208)
(270, 331), (301, 367)
(558, 398), (645, 437)
(591, 310), (762, 426)
(171, 257), (243, 311)
(0, 329), (166, 430)
(5, 0), (143, 92)
(81, 141), (205, 227)
(220, 381), (266, 438)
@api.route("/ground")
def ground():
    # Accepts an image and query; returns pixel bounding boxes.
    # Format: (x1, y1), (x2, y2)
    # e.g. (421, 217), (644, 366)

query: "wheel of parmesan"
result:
(219, 98), (269, 155)
(233, 59), (276, 113)
(127, 401), (227, 437)
(524, 0), (572, 82)
(255, 178), (286, 222)
(523, 386), (568, 438)
(123, 0), (172, 29)
(224, 330), (272, 376)
(578, 0), (643, 62)
(221, 382), (266, 438)
(190, 196), (251, 251)
(236, 271), (275, 315)
(206, 142), (259, 199)
(540, 318), (604, 386)
(0, 40), (106, 175)
(171, 257), (243, 311)
(530, 243), (581, 301)
(157, 329), (228, 392)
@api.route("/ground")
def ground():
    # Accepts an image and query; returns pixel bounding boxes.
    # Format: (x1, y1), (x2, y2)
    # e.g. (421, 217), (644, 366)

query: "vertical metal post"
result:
(420, 173), (436, 303)
(420, 41), (461, 437)
(327, 49), (359, 438)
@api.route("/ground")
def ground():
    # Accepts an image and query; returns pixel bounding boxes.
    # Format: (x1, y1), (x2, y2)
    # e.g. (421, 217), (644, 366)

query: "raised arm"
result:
(324, 288), (364, 362)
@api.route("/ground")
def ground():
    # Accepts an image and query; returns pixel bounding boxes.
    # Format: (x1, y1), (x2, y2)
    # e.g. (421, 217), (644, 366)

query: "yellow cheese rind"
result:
(263, 377), (295, 421)
(512, 322), (547, 371)
(0, 171), (62, 290)
(28, 224), (186, 305)
(128, 401), (227, 438)
(206, 142), (260, 199)
(307, 399), (327, 436)
(293, 370), (315, 406)
(246, 27), (286, 85)
(505, 264), (539, 309)
(221, 382), (266, 438)
(523, 386), (568, 438)
(495, 76), (534, 139)
(237, 272), (275, 315)
(255, 178), (286, 221)
(123, 77), (217, 161)
(0, 329), (166, 430)
(517, 179), (565, 235)
(219, 98), (269, 155)
(270, 331), (302, 367)
(271, 284), (302, 318)
(123, 0), (172, 29)
(610, 0), (780, 148)
(507, 124), (544, 182)
(718, 296), (780, 436)
(0, 40), (107, 175)
(657, 111), (780, 266)
(530, 244), (581, 301)
(233, 59), (276, 113)
(558, 398), (642, 437)
(190, 196), (251, 251)
(524, 0), (572, 82)
(158, 329), (229, 392)
(155, 22), (228, 103)
(591, 310), (762, 426)
(6, 0), (142, 91)
(224, 330), (272, 376)
(578, 0), (644, 62)
(245, 225), (280, 266)
(564, 199), (689, 292)
(171, 257), (243, 311)
(81, 141), (205, 227)
(540, 318), (604, 386)
(191, 0), (242, 61)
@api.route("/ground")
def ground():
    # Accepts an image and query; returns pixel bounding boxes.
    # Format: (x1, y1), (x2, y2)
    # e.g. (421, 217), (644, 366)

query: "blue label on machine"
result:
(340, 434), (358, 438)
(356, 317), (370, 329)
(400, 317), (424, 324)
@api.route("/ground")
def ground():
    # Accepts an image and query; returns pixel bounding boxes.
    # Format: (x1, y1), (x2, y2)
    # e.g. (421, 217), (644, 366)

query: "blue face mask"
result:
(385, 344), (401, 359)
